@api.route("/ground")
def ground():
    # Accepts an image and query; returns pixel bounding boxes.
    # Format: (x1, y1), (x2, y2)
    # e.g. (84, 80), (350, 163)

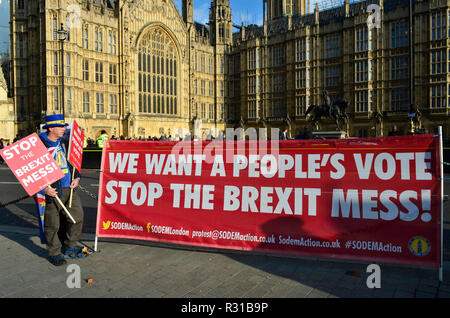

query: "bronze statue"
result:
(305, 90), (349, 130)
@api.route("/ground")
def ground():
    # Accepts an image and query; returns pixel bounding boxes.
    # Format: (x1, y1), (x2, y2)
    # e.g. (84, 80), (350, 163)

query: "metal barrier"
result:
(82, 148), (103, 169)
(445, 147), (450, 173)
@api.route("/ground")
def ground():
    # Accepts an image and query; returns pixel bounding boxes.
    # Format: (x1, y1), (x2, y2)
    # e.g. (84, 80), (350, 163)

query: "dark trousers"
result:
(44, 188), (84, 256)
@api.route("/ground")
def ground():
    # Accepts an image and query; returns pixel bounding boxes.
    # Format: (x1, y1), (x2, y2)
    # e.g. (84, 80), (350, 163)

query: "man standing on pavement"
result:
(39, 114), (86, 266)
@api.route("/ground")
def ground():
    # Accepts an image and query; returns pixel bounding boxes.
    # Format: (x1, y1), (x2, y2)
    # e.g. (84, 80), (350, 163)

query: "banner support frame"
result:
(94, 144), (107, 252)
(439, 126), (444, 282)
(94, 235), (98, 252)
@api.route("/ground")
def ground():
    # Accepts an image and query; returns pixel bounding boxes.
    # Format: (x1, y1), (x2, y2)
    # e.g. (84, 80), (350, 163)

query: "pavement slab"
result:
(0, 223), (449, 306)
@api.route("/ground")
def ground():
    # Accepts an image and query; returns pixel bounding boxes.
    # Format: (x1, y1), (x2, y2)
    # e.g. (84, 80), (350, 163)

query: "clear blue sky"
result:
(0, 0), (8, 53)
(173, 0), (265, 26)
(173, 0), (321, 26)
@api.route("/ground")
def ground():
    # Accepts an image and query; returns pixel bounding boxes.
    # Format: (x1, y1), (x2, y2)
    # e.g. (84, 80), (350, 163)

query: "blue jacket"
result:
(39, 132), (81, 200)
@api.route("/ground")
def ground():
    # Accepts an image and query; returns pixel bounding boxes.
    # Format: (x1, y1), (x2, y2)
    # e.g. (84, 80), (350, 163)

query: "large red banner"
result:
(96, 135), (442, 267)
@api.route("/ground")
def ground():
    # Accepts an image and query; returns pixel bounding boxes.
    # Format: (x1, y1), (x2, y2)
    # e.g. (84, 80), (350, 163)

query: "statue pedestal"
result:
(313, 130), (347, 139)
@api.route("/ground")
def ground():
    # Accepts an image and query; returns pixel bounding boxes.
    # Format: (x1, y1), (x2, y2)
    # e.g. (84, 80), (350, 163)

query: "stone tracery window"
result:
(138, 27), (178, 115)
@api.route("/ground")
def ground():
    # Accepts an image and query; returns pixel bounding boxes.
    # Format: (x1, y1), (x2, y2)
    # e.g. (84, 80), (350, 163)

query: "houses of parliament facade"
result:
(5, 0), (450, 141)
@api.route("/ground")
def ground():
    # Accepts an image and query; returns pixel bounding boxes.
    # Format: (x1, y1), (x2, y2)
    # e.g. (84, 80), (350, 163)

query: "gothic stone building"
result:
(10, 0), (231, 140)
(0, 58), (14, 142)
(8, 0), (450, 141)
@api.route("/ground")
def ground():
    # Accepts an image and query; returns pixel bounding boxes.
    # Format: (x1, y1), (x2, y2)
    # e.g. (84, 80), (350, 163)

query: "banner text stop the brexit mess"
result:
(102, 148), (435, 223)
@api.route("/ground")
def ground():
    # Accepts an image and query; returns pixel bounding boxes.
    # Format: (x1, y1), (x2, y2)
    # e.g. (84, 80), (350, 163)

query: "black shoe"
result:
(48, 254), (67, 266)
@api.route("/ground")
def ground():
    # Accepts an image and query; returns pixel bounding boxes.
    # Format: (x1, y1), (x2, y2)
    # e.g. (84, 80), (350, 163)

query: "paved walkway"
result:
(1, 225), (450, 299)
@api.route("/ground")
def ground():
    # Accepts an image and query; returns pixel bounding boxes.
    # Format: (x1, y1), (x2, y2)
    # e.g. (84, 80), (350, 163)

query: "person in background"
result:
(302, 126), (313, 139)
(388, 125), (402, 136)
(97, 130), (109, 148)
(279, 127), (290, 140)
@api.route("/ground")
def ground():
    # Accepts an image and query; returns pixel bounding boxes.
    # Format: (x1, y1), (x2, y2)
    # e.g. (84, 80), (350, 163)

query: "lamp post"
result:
(57, 23), (68, 118)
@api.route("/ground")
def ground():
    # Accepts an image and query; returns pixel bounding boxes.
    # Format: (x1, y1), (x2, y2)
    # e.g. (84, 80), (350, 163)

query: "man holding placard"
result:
(39, 114), (86, 266)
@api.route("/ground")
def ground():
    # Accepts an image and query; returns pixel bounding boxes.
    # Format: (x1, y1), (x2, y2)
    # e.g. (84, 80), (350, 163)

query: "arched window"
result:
(138, 27), (178, 115)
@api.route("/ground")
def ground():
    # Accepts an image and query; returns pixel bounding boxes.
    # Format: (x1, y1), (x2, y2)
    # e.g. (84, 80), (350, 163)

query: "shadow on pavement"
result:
(223, 216), (369, 297)
(224, 215), (446, 298)
(1, 202), (38, 229)
(0, 231), (48, 259)
(0, 204), (47, 259)
(0, 199), (98, 261)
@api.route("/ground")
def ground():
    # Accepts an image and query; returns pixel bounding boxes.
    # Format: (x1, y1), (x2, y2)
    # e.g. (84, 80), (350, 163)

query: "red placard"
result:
(0, 133), (65, 196)
(67, 120), (84, 173)
(96, 135), (442, 267)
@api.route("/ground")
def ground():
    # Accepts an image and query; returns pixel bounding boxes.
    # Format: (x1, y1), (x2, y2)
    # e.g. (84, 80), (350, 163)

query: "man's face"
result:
(48, 126), (66, 139)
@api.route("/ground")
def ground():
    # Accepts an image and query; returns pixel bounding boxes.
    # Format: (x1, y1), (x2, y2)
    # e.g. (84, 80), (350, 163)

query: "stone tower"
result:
(264, 0), (307, 21)
(209, 0), (233, 45)
(182, 0), (194, 25)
